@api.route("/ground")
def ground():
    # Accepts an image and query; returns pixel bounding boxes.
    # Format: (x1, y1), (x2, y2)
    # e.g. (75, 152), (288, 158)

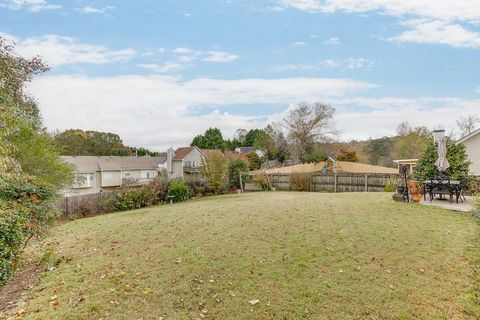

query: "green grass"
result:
(10, 192), (480, 319)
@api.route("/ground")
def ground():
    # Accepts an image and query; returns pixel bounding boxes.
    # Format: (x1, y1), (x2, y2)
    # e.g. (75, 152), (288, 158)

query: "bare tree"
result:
(457, 115), (480, 137)
(282, 102), (336, 160)
(233, 128), (248, 144)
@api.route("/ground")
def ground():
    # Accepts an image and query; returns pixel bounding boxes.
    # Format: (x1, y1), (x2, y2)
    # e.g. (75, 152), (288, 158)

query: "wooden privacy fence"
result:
(268, 173), (400, 193)
(55, 191), (114, 218)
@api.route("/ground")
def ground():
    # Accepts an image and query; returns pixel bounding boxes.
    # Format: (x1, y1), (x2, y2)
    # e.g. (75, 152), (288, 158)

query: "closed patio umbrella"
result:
(433, 130), (450, 172)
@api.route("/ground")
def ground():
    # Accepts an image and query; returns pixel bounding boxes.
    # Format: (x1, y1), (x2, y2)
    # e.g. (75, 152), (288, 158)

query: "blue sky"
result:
(1, 0), (480, 150)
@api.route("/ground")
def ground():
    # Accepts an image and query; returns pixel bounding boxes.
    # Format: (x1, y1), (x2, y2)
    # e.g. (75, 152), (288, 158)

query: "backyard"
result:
(3, 192), (480, 319)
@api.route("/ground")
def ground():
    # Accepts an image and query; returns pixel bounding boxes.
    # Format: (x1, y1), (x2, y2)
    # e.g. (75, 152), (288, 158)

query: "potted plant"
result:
(407, 180), (422, 203)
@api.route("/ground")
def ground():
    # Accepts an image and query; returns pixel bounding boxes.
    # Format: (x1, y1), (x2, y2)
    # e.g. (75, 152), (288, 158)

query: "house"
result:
(62, 155), (166, 196)
(165, 146), (207, 179)
(234, 146), (265, 158)
(458, 129), (480, 176)
(393, 159), (419, 175)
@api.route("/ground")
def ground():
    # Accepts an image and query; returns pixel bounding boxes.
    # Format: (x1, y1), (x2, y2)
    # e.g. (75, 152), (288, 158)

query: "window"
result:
(103, 171), (114, 180)
(123, 171), (131, 177)
(141, 170), (151, 179)
(75, 173), (93, 188)
(185, 160), (192, 167)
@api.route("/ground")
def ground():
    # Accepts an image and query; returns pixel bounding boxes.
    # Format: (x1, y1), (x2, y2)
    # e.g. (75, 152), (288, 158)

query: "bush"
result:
(201, 152), (229, 195)
(252, 175), (270, 191)
(0, 177), (59, 286)
(290, 173), (311, 191)
(167, 181), (189, 203)
(101, 185), (159, 212)
(384, 176), (400, 192)
(229, 157), (250, 189)
(184, 176), (207, 197)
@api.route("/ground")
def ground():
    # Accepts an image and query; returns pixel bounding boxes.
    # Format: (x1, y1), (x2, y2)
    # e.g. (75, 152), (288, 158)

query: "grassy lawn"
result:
(8, 192), (480, 319)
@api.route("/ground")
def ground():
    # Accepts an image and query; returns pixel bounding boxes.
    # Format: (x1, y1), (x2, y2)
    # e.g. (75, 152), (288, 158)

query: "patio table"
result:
(422, 179), (462, 204)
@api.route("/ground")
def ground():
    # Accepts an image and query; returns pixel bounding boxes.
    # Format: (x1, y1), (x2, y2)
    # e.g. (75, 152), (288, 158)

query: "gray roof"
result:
(62, 155), (167, 173)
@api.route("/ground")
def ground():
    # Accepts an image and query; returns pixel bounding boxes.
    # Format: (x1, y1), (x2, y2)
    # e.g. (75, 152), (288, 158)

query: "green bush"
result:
(290, 173), (311, 191)
(167, 181), (189, 203)
(201, 152), (229, 194)
(101, 185), (159, 212)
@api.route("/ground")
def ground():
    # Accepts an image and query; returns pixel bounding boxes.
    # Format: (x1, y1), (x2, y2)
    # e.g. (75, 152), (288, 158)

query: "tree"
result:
(392, 125), (431, 160)
(190, 127), (225, 150)
(336, 148), (358, 162)
(233, 129), (248, 144)
(363, 137), (394, 167)
(245, 152), (263, 170)
(282, 102), (335, 160)
(228, 157), (250, 189)
(243, 129), (265, 147)
(414, 139), (471, 182)
(257, 124), (289, 161)
(201, 152), (230, 194)
(303, 150), (328, 163)
(0, 37), (73, 285)
(457, 115), (480, 137)
(54, 129), (132, 156)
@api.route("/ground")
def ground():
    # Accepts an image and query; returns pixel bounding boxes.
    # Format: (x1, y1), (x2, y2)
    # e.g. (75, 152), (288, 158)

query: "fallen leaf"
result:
(249, 299), (260, 305)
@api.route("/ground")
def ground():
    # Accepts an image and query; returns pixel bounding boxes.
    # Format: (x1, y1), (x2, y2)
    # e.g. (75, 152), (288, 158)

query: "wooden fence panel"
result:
(55, 192), (114, 218)
(269, 173), (399, 193)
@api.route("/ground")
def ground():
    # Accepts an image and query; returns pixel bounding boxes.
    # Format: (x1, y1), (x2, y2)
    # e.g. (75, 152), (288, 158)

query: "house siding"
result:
(463, 134), (480, 176)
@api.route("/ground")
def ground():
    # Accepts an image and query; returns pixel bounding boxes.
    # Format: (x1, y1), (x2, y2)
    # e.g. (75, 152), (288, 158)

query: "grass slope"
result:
(10, 192), (480, 319)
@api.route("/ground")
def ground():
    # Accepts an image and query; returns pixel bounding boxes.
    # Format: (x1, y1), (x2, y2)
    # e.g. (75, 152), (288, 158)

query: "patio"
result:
(420, 196), (476, 212)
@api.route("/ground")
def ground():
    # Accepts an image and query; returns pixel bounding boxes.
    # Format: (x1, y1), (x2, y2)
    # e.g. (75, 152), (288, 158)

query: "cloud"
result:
(347, 58), (373, 69)
(279, 0), (480, 48)
(278, 0), (480, 22)
(203, 51), (238, 62)
(27, 75), (374, 149)
(391, 20), (480, 48)
(173, 47), (194, 54)
(323, 37), (340, 45)
(80, 5), (115, 14)
(293, 41), (307, 47)
(1, 33), (136, 67)
(137, 62), (185, 73)
(2, 0), (61, 12)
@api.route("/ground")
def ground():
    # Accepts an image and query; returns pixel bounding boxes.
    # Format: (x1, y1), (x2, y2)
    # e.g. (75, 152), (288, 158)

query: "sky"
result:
(1, 0), (480, 150)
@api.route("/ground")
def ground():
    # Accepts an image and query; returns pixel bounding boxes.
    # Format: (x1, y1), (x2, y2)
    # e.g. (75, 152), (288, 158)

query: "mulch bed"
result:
(0, 263), (43, 315)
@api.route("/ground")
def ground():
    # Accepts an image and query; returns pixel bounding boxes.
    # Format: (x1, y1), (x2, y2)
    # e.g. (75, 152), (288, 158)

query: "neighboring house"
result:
(458, 129), (480, 176)
(62, 155), (166, 196)
(234, 146), (265, 158)
(165, 146), (207, 179)
(393, 159), (419, 175)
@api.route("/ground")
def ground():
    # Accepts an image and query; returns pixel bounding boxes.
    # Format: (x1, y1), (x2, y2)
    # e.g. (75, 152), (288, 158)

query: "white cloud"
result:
(391, 20), (480, 48)
(3, 0), (61, 12)
(203, 51), (239, 63)
(279, 0), (480, 48)
(278, 0), (480, 22)
(322, 59), (339, 68)
(293, 41), (307, 47)
(1, 33), (136, 67)
(137, 62), (185, 73)
(347, 58), (373, 69)
(323, 37), (340, 45)
(27, 75), (374, 149)
(80, 5), (115, 14)
(173, 47), (194, 54)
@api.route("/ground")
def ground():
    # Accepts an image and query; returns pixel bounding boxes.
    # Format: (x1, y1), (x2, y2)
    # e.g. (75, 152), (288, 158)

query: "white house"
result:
(458, 129), (480, 176)
(62, 156), (166, 196)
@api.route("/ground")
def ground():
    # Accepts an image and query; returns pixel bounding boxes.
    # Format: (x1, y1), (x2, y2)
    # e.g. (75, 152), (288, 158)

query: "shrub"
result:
(290, 173), (311, 191)
(184, 176), (207, 197)
(201, 152), (229, 195)
(245, 152), (262, 170)
(384, 176), (400, 192)
(303, 150), (328, 163)
(101, 185), (159, 212)
(167, 181), (189, 203)
(252, 175), (270, 191)
(229, 157), (250, 189)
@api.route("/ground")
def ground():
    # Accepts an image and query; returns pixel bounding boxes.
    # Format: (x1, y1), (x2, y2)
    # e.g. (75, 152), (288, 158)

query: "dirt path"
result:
(0, 263), (43, 316)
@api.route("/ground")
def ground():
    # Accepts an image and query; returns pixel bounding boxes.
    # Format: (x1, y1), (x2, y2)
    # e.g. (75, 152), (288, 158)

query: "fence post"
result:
(334, 174), (337, 193)
(365, 174), (368, 192)
(239, 172), (244, 193)
(309, 175), (313, 192)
